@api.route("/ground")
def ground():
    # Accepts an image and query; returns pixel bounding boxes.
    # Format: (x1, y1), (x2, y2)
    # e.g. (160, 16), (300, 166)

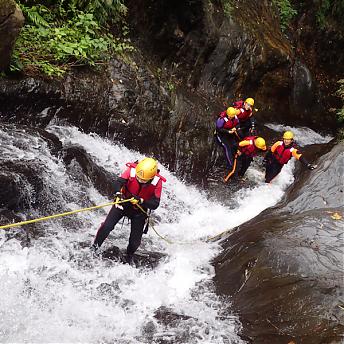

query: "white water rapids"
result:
(0, 124), (331, 343)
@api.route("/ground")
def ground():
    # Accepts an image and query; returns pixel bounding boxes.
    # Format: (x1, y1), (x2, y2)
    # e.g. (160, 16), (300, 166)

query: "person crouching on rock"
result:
(264, 131), (317, 183)
(91, 157), (166, 264)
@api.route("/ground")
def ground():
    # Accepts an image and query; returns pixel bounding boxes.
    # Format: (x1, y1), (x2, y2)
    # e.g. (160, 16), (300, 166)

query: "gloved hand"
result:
(114, 192), (124, 209)
(228, 128), (236, 134)
(307, 163), (317, 170)
(250, 127), (256, 135)
(114, 192), (123, 203)
(130, 195), (143, 205)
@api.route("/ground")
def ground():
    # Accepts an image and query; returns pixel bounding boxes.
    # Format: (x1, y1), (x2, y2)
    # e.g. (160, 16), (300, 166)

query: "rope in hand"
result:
(0, 198), (231, 244)
(0, 198), (134, 230)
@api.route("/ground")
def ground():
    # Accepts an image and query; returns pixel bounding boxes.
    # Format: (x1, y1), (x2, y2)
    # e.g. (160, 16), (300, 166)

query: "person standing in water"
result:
(91, 157), (166, 264)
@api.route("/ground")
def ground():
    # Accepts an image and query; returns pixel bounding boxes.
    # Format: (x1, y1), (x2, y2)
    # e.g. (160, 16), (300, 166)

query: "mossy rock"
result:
(0, 0), (16, 19)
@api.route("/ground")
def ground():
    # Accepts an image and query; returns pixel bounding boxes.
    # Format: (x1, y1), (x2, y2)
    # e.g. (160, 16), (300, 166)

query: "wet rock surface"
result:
(0, 0), (24, 71)
(214, 143), (344, 343)
(101, 245), (166, 269)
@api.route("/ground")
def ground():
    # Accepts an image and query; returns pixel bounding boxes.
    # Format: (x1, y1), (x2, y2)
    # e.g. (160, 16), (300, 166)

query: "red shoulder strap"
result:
(126, 162), (137, 168)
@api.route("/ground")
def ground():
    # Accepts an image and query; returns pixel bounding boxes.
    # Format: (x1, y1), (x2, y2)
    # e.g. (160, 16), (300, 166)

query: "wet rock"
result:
(62, 144), (116, 197)
(0, 125), (64, 211)
(214, 143), (344, 343)
(0, 0), (24, 71)
(154, 306), (192, 326)
(101, 245), (166, 269)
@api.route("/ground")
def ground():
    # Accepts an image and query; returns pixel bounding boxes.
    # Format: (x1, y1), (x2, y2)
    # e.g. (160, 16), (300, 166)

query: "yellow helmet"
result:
(254, 137), (266, 150)
(226, 107), (238, 118)
(135, 158), (158, 181)
(245, 98), (254, 106)
(283, 131), (294, 140)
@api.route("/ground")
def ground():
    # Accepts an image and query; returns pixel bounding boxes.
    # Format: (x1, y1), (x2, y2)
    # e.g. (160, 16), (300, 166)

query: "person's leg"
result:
(93, 206), (124, 248)
(221, 134), (237, 170)
(127, 213), (146, 256)
(238, 156), (253, 177)
(265, 160), (283, 183)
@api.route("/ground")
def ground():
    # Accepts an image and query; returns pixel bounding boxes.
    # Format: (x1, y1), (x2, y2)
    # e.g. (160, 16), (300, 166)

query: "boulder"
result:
(0, 0), (24, 71)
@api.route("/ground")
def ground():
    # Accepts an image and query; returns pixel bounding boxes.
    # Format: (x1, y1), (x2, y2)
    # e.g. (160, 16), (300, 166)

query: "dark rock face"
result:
(0, 57), (216, 182)
(214, 143), (344, 343)
(62, 144), (116, 197)
(0, 0), (24, 71)
(0, 0), (342, 182)
(126, 0), (341, 130)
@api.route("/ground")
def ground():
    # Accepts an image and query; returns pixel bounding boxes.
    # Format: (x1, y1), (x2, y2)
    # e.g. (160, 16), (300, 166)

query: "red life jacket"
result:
(121, 162), (166, 200)
(233, 100), (252, 122)
(219, 111), (239, 129)
(273, 142), (295, 164)
(239, 136), (258, 157)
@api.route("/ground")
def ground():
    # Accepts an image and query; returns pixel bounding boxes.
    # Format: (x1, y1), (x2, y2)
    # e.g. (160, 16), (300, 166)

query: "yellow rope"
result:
(0, 197), (230, 244)
(0, 198), (134, 230)
(136, 203), (228, 245)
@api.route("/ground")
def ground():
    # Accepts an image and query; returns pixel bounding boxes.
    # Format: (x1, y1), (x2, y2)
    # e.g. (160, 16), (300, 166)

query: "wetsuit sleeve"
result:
(216, 118), (225, 130)
(239, 140), (250, 147)
(298, 153), (310, 166)
(113, 177), (127, 193)
(292, 149), (302, 160)
(113, 167), (131, 193)
(142, 195), (160, 210)
(141, 180), (162, 210)
(271, 141), (281, 153)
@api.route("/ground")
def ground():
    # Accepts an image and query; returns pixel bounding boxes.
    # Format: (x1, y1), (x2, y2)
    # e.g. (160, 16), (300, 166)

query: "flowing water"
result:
(0, 123), (332, 343)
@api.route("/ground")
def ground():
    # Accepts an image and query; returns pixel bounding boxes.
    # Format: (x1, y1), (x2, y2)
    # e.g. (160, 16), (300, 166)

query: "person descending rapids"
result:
(264, 131), (317, 183)
(215, 106), (243, 181)
(233, 97), (256, 137)
(91, 157), (166, 264)
(225, 136), (267, 182)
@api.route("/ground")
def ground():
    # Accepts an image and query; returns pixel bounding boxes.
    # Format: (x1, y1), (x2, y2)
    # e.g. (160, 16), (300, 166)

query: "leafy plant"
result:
(314, 0), (344, 29)
(222, 0), (233, 17)
(273, 0), (297, 31)
(336, 79), (344, 122)
(11, 1), (132, 77)
(336, 79), (344, 139)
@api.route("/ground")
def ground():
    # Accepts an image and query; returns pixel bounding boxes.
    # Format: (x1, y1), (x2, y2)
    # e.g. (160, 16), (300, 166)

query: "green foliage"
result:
(273, 0), (297, 31)
(336, 79), (344, 139)
(11, 1), (132, 77)
(216, 0), (233, 18)
(68, 0), (127, 25)
(315, 0), (344, 29)
(336, 79), (344, 122)
(222, 0), (233, 17)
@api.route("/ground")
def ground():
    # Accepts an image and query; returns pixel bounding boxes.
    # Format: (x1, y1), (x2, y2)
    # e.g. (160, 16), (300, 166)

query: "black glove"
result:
(130, 194), (143, 205)
(307, 163), (317, 170)
(249, 126), (256, 135)
(114, 192), (124, 202)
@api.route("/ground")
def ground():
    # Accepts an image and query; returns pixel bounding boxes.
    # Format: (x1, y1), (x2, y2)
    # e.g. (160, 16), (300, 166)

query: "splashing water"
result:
(0, 124), (327, 343)
(265, 123), (333, 146)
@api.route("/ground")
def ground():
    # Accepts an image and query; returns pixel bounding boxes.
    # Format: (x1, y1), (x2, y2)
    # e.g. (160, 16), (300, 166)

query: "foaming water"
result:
(0, 124), (325, 343)
(265, 123), (333, 146)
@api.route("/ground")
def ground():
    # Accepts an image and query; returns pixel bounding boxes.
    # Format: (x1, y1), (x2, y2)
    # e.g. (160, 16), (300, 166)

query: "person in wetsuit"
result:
(215, 106), (244, 181)
(91, 157), (166, 263)
(264, 131), (316, 183)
